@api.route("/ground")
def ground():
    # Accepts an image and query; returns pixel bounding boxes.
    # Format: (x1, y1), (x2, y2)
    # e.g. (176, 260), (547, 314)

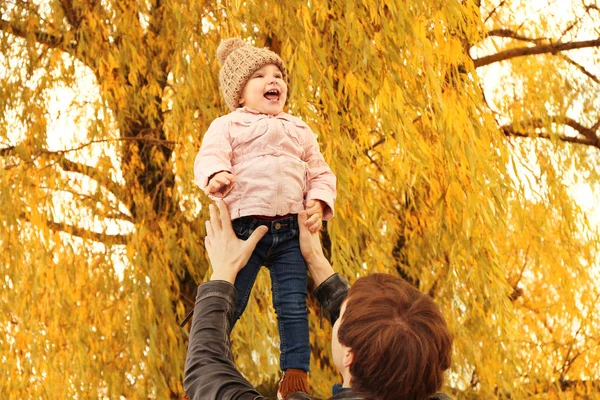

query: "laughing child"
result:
(194, 38), (336, 399)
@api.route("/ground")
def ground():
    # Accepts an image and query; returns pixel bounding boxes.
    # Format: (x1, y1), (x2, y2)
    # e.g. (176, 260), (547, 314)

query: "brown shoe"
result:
(277, 369), (310, 399)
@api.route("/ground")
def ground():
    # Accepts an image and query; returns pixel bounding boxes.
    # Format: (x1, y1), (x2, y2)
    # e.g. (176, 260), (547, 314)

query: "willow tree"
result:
(1, 0), (599, 398)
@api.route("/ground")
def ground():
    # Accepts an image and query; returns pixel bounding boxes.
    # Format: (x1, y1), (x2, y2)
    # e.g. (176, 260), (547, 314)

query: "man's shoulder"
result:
(287, 394), (317, 399)
(286, 391), (363, 399)
(286, 391), (452, 400)
(430, 393), (453, 400)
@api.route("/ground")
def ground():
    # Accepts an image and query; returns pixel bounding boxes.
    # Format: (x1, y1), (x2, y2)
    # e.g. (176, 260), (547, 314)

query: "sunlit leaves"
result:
(1, 0), (599, 398)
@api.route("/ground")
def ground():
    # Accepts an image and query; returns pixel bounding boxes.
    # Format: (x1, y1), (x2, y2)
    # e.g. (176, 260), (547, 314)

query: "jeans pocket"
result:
(232, 221), (250, 238)
(290, 227), (299, 239)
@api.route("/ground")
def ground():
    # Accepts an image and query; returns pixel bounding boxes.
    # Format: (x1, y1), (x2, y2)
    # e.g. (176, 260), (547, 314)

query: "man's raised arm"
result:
(184, 202), (268, 400)
(298, 211), (348, 325)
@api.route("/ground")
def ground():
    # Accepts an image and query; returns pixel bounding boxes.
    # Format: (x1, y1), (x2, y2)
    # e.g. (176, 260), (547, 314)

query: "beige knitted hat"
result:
(217, 38), (288, 111)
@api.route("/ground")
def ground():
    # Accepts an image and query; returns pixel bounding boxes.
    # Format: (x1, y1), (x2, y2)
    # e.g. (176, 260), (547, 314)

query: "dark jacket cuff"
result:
(195, 280), (237, 309)
(312, 274), (349, 325)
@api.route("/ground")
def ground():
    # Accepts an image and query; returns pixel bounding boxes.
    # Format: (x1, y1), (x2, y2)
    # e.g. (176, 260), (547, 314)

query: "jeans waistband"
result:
(233, 214), (298, 234)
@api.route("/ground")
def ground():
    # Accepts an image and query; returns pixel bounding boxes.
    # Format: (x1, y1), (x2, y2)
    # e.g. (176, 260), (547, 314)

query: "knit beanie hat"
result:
(217, 38), (288, 111)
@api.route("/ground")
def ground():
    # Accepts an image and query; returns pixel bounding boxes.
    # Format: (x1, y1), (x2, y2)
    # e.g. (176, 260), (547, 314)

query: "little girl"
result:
(194, 38), (336, 399)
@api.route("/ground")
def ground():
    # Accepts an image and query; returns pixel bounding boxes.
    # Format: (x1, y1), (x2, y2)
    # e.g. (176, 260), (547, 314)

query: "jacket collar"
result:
(235, 106), (300, 124)
(330, 391), (363, 399)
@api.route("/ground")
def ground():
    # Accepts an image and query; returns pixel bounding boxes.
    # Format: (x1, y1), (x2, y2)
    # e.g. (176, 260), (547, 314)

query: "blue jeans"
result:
(231, 214), (310, 372)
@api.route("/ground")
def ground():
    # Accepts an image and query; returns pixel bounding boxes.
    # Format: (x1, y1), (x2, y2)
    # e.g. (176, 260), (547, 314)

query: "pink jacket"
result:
(194, 107), (336, 220)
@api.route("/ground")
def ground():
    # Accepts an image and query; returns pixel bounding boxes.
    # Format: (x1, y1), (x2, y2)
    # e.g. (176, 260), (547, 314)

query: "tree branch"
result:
(559, 378), (600, 392)
(483, 0), (507, 24)
(46, 220), (130, 246)
(41, 152), (127, 203)
(520, 303), (555, 334)
(54, 137), (175, 152)
(146, 0), (170, 91)
(558, 20), (579, 42)
(17, 211), (130, 245)
(501, 117), (600, 149)
(58, 0), (82, 30)
(509, 245), (530, 302)
(1, 145), (127, 206)
(487, 29), (546, 43)
(484, 29), (600, 83)
(0, 146), (15, 156)
(584, 4), (600, 15)
(474, 38), (600, 68)
(559, 54), (600, 84)
(558, 324), (583, 380)
(561, 117), (598, 140)
(0, 18), (76, 54)
(0, 1), (111, 71)
(41, 185), (134, 223)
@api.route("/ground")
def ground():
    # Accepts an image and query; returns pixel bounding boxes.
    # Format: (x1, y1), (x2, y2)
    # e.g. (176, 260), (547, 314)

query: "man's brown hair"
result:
(338, 274), (452, 400)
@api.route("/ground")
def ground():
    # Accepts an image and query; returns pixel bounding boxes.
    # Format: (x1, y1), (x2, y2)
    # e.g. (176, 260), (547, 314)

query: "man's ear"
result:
(343, 350), (354, 368)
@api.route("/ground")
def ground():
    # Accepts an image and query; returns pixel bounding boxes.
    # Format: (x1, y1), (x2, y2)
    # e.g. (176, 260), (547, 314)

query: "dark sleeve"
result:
(430, 392), (453, 400)
(184, 281), (263, 400)
(312, 274), (350, 325)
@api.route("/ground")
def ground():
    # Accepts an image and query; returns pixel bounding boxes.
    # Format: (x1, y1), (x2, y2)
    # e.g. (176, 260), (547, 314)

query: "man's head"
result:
(216, 38), (288, 113)
(332, 274), (452, 400)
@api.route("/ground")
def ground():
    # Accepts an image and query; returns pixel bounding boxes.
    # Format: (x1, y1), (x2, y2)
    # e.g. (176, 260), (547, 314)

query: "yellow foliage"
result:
(0, 0), (599, 399)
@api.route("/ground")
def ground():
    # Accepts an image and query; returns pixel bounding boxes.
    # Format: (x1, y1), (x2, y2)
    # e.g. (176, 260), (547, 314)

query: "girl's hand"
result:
(204, 171), (236, 198)
(305, 199), (325, 233)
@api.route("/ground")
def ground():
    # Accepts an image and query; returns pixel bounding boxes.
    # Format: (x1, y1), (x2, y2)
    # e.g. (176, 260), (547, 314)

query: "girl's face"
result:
(239, 64), (287, 115)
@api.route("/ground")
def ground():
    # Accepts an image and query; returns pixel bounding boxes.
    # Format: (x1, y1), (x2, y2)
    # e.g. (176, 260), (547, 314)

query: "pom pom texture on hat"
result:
(216, 38), (246, 64)
(217, 38), (288, 111)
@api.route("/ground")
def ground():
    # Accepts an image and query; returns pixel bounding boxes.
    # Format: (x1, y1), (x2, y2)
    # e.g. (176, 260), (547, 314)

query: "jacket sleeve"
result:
(184, 281), (263, 400)
(194, 118), (234, 197)
(430, 392), (453, 399)
(302, 129), (336, 221)
(312, 274), (349, 325)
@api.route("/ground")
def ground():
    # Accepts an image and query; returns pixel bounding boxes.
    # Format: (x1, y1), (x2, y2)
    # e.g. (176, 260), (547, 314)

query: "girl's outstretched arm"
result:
(303, 128), (336, 220)
(194, 117), (235, 198)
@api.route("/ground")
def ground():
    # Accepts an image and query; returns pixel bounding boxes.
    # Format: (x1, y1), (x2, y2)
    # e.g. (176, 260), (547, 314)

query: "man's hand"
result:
(205, 201), (268, 284)
(304, 199), (325, 233)
(204, 171), (236, 198)
(298, 210), (335, 287)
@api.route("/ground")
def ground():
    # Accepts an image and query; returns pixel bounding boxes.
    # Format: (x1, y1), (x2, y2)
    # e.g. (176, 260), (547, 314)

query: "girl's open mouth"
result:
(264, 89), (280, 102)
